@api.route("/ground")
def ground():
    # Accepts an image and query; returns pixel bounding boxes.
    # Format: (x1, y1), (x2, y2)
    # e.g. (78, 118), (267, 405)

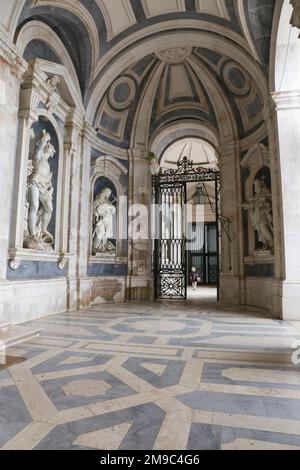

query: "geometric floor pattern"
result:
(1, 298), (300, 450)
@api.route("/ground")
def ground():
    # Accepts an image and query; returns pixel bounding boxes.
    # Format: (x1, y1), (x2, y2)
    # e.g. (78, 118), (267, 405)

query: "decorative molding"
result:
(0, 26), (27, 80)
(58, 253), (68, 270)
(19, 60), (74, 123)
(88, 255), (128, 265)
(8, 248), (72, 264)
(82, 121), (97, 144)
(141, 0), (185, 18)
(241, 143), (270, 171)
(236, 0), (261, 63)
(96, 0), (137, 41)
(272, 90), (300, 110)
(263, 96), (277, 122)
(244, 255), (275, 265)
(195, 0), (230, 20)
(8, 258), (21, 271)
(155, 46), (192, 64)
(92, 135), (129, 160)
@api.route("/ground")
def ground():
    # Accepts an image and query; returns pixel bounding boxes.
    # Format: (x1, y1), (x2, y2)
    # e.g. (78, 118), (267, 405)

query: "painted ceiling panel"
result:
(170, 64), (194, 99)
(15, 0), (273, 146)
(141, 0), (185, 18)
(98, 0), (136, 40)
(195, 0), (230, 20)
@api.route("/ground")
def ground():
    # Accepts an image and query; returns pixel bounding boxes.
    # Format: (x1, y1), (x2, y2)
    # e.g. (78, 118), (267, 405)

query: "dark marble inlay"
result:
(7, 260), (68, 281)
(35, 403), (165, 450)
(31, 351), (112, 375)
(123, 357), (185, 389)
(188, 423), (221, 450)
(0, 386), (31, 447)
(40, 370), (136, 411)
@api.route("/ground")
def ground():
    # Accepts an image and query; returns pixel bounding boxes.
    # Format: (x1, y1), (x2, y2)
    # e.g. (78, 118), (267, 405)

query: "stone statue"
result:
(149, 154), (160, 175)
(92, 188), (116, 254)
(241, 178), (274, 253)
(290, 0), (300, 31)
(24, 130), (56, 251)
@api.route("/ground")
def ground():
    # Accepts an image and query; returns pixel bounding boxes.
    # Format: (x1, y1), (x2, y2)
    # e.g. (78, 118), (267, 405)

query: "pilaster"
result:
(217, 140), (244, 306)
(0, 30), (27, 281)
(126, 148), (153, 301)
(271, 89), (300, 319)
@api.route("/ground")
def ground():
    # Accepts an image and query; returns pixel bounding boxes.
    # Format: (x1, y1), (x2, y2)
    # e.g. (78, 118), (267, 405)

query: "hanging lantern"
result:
(192, 183), (207, 205)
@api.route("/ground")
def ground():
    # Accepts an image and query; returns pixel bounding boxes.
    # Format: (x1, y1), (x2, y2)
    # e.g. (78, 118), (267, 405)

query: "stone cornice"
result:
(272, 90), (300, 110)
(92, 135), (129, 160)
(81, 121), (97, 143)
(0, 26), (27, 80)
(127, 148), (149, 162)
(217, 141), (240, 156)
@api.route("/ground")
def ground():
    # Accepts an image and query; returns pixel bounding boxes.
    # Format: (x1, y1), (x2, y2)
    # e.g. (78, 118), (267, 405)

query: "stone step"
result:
(0, 326), (40, 351)
(0, 322), (11, 333)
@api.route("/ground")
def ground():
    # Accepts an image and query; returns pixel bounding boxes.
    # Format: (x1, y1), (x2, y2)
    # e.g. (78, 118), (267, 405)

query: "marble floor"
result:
(1, 300), (300, 450)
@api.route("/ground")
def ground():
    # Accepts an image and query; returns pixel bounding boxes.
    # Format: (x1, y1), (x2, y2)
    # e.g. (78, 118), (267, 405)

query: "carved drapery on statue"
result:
(92, 187), (116, 255)
(290, 0), (300, 32)
(24, 129), (56, 252)
(240, 144), (274, 260)
(242, 177), (274, 254)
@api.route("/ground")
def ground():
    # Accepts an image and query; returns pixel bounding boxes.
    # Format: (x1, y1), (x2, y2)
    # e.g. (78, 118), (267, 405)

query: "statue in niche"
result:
(148, 152), (160, 175)
(92, 188), (116, 255)
(24, 130), (56, 252)
(241, 178), (274, 254)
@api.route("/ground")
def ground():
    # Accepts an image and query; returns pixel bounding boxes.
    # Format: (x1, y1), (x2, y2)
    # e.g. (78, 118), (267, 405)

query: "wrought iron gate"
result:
(153, 182), (186, 299)
(153, 157), (220, 300)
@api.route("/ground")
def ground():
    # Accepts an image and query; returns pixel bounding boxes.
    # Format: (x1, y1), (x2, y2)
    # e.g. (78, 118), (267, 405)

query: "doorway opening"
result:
(152, 138), (220, 302)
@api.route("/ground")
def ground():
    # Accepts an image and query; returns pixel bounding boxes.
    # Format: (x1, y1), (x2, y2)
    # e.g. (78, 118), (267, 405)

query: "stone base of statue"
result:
(93, 241), (116, 256)
(254, 250), (272, 257)
(24, 233), (54, 253)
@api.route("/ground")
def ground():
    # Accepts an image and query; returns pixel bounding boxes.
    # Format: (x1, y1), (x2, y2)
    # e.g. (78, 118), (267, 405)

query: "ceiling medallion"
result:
(108, 76), (136, 110)
(155, 46), (192, 64)
(223, 62), (251, 96)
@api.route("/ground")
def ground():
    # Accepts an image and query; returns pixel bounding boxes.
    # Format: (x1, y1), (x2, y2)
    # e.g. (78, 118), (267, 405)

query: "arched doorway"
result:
(152, 138), (221, 302)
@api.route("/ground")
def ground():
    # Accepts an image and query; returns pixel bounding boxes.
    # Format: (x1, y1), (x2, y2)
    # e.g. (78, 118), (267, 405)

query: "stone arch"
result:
(15, 20), (81, 96)
(150, 121), (220, 160)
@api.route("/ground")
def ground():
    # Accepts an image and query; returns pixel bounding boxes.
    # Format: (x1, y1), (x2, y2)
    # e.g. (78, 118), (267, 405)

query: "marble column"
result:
(64, 114), (82, 310)
(218, 141), (244, 306)
(126, 149), (153, 301)
(272, 90), (300, 320)
(263, 98), (286, 317)
(77, 122), (96, 308)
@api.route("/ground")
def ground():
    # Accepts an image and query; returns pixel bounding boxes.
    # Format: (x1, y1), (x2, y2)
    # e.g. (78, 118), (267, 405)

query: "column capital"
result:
(0, 26), (27, 80)
(263, 95), (277, 122)
(127, 148), (149, 162)
(217, 140), (240, 156)
(272, 90), (300, 110)
(81, 121), (97, 143)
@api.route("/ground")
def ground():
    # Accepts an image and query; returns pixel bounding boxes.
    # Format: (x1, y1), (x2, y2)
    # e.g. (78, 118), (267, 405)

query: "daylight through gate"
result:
(153, 157), (220, 300)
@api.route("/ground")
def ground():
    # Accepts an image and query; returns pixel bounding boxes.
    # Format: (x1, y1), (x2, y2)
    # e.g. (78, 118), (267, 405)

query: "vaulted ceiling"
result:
(13, 0), (276, 147)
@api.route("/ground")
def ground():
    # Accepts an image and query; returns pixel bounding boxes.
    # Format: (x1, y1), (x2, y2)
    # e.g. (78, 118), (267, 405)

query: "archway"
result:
(153, 137), (220, 303)
(269, 0), (300, 319)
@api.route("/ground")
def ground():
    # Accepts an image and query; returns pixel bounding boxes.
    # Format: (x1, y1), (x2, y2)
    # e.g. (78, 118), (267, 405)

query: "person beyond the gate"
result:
(190, 266), (201, 291)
